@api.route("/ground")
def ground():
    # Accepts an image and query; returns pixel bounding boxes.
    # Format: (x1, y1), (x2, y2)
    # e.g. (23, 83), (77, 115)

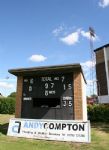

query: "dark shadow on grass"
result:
(91, 122), (109, 133)
(0, 123), (9, 135)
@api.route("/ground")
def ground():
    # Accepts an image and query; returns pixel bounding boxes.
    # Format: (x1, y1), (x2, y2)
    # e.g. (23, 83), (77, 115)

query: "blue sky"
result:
(0, 0), (109, 96)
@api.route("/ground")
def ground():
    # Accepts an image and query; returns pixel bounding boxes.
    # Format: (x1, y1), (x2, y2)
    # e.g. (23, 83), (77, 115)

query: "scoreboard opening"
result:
(33, 98), (61, 108)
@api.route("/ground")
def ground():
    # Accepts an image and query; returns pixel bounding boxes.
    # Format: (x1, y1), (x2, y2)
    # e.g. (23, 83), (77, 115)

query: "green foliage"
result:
(88, 104), (109, 122)
(0, 97), (15, 114)
(8, 92), (16, 98)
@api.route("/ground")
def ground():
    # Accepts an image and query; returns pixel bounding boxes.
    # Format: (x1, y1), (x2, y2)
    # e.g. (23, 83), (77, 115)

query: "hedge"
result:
(0, 97), (15, 114)
(0, 97), (109, 122)
(88, 104), (109, 122)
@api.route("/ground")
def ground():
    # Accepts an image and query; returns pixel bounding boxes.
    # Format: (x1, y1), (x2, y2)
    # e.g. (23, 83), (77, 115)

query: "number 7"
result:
(51, 83), (54, 88)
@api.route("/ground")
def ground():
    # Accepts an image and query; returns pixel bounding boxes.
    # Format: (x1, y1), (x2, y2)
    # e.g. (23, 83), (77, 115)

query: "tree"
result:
(8, 92), (16, 98)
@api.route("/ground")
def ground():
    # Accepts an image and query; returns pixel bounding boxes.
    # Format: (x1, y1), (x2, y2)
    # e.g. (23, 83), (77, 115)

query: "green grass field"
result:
(0, 114), (109, 150)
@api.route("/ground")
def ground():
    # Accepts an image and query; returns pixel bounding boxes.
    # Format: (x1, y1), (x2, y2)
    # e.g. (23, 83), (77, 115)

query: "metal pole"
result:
(89, 27), (96, 97)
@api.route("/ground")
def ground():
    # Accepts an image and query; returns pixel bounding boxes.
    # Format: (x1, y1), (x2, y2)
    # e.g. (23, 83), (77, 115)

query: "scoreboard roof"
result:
(8, 63), (86, 83)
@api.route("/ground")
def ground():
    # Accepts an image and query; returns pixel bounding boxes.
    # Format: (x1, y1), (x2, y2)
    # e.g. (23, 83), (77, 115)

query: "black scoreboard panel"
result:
(21, 73), (74, 120)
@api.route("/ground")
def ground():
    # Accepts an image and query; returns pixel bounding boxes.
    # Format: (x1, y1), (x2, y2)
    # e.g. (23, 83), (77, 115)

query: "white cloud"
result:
(81, 31), (90, 39)
(52, 25), (64, 37)
(81, 60), (96, 69)
(99, 0), (109, 8)
(0, 78), (16, 82)
(60, 29), (81, 45)
(81, 60), (97, 96)
(53, 26), (99, 46)
(0, 82), (14, 89)
(87, 79), (97, 85)
(81, 30), (98, 41)
(29, 54), (47, 62)
(81, 60), (96, 80)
